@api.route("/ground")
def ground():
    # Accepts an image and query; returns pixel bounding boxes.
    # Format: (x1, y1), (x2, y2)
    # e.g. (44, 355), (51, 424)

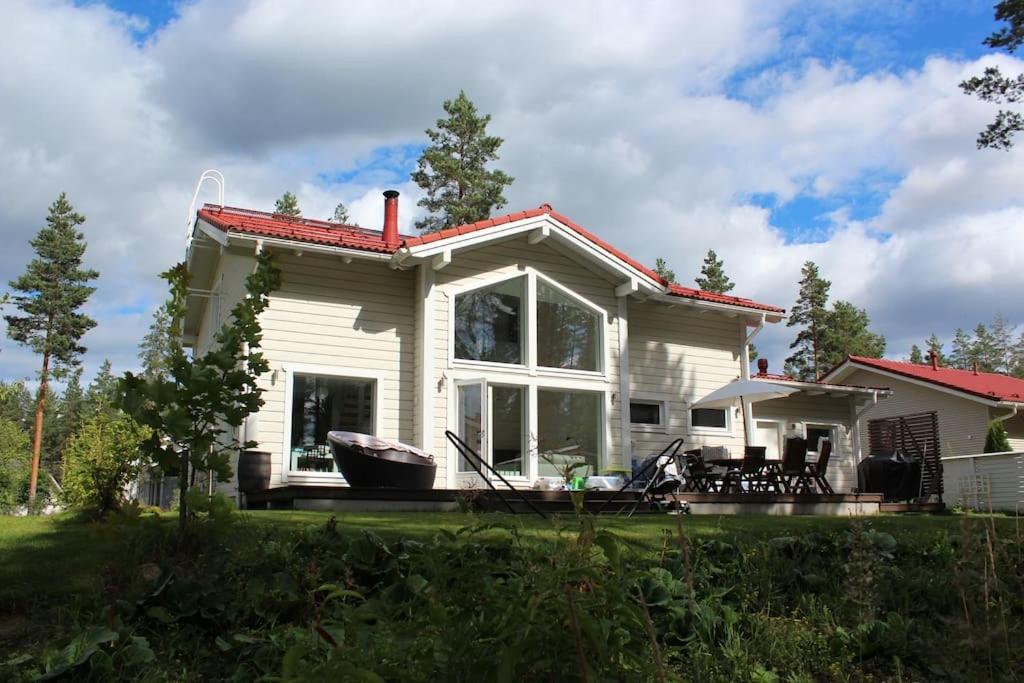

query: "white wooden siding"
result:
(627, 301), (745, 459)
(256, 252), (416, 488)
(843, 369), (991, 459)
(753, 394), (857, 493)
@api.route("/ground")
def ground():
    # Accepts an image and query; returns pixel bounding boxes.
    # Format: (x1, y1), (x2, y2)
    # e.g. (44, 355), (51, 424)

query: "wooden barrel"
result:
(237, 450), (271, 493)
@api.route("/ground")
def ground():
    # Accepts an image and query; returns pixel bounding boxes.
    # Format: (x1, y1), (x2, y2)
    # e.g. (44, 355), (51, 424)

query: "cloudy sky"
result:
(1, 0), (1022, 384)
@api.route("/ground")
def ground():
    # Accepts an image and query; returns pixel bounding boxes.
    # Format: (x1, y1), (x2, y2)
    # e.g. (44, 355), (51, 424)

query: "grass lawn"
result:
(2, 509), (1021, 679)
(2, 508), (1017, 612)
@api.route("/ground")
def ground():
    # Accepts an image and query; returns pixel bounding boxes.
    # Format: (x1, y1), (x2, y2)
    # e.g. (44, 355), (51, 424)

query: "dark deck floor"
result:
(240, 486), (926, 515)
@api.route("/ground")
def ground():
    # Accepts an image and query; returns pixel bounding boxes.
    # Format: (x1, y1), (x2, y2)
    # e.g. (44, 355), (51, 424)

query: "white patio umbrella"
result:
(691, 378), (800, 409)
(692, 378), (800, 446)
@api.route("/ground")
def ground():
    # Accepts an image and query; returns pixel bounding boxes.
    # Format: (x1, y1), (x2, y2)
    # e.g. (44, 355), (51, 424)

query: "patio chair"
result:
(681, 448), (722, 493)
(721, 446), (775, 493)
(805, 440), (834, 494)
(779, 437), (813, 494)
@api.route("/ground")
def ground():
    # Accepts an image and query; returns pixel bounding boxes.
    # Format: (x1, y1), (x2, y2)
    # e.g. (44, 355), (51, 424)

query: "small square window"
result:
(630, 401), (663, 426)
(691, 408), (728, 430)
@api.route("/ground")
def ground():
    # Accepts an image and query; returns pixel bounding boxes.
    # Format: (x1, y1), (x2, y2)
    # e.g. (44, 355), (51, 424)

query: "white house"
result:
(182, 191), (886, 499)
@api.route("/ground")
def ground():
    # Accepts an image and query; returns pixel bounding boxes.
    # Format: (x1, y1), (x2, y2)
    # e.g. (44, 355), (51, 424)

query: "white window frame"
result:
(804, 422), (840, 458)
(446, 371), (608, 486)
(280, 363), (385, 485)
(629, 395), (668, 432)
(689, 406), (733, 435)
(448, 268), (610, 381)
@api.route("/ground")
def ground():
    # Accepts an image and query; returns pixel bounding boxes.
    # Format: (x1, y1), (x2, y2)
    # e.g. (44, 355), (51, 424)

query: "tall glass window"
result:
(454, 277), (524, 364)
(290, 374), (374, 473)
(536, 282), (600, 371)
(536, 389), (601, 477)
(490, 386), (525, 477)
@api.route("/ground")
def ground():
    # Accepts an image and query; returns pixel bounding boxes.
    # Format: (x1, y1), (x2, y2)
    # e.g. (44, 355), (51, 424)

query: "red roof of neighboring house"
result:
(196, 203), (784, 314)
(834, 356), (1024, 404)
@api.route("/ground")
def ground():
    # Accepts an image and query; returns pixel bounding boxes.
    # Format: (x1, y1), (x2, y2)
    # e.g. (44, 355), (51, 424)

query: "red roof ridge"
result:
(196, 202), (785, 314)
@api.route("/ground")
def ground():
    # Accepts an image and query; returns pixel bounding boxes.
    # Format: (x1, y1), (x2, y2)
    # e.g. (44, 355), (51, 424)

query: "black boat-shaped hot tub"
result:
(327, 431), (437, 489)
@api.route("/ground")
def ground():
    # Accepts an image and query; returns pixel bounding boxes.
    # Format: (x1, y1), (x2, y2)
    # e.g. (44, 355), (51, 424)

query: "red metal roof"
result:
(197, 205), (407, 254)
(196, 203), (784, 314)
(839, 356), (1024, 404)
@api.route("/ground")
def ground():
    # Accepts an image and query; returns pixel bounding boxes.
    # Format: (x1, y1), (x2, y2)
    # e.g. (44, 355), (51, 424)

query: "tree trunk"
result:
(28, 351), (50, 503)
(178, 447), (189, 531)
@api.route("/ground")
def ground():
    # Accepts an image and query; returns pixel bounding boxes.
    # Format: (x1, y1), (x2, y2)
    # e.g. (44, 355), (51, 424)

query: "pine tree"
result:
(5, 193), (98, 501)
(909, 345), (924, 364)
(412, 91), (514, 232)
(972, 323), (998, 372)
(653, 258), (675, 283)
(926, 333), (947, 366)
(274, 192), (301, 217)
(818, 300), (886, 372)
(86, 359), (118, 416)
(960, 1), (1024, 149)
(990, 313), (1015, 373)
(1013, 332), (1024, 378)
(330, 202), (351, 224)
(695, 249), (735, 293)
(950, 328), (973, 369)
(139, 306), (175, 381)
(56, 368), (85, 481)
(785, 261), (831, 381)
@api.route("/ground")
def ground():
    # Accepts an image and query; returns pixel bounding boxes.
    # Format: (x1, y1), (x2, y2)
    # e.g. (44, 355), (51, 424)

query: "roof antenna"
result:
(186, 170), (225, 244)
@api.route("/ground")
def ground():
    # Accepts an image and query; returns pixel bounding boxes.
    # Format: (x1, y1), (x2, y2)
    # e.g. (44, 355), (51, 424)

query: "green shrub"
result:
(984, 419), (1012, 453)
(62, 412), (148, 516)
(0, 416), (31, 512)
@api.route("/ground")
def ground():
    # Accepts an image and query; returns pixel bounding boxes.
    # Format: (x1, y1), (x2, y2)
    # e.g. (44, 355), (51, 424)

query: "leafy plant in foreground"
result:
(120, 253), (281, 530)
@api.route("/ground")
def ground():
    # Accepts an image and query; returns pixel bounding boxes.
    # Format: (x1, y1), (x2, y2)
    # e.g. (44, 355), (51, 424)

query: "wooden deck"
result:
(243, 486), (903, 516)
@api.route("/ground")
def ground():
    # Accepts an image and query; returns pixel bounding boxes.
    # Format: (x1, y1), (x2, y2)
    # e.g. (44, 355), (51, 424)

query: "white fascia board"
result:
(196, 219), (229, 247)
(822, 361), (1015, 408)
(226, 232), (392, 262)
(649, 292), (785, 323)
(404, 215), (664, 293)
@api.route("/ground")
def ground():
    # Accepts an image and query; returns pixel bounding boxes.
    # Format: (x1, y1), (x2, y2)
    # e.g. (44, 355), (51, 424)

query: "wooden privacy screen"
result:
(867, 411), (943, 499)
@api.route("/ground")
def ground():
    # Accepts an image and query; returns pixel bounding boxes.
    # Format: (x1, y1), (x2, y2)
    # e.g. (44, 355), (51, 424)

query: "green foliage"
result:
(119, 253), (281, 529)
(695, 249), (734, 293)
(138, 306), (175, 381)
(0, 416), (31, 512)
(818, 300), (886, 371)
(62, 412), (148, 516)
(273, 191), (302, 217)
(85, 359), (119, 417)
(330, 202), (351, 224)
(785, 261), (831, 380)
(412, 91), (514, 232)
(5, 193), (99, 378)
(5, 193), (99, 501)
(8, 515), (1023, 681)
(960, 1), (1024, 148)
(908, 344), (924, 364)
(653, 257), (675, 283)
(984, 420), (1012, 453)
(926, 332), (946, 365)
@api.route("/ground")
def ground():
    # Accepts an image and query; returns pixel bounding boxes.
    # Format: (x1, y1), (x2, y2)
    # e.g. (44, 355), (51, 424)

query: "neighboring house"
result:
(821, 355), (1024, 458)
(182, 191), (884, 500)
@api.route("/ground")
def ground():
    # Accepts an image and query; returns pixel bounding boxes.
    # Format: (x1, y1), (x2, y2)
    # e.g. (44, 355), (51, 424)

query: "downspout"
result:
(992, 404), (1019, 424)
(740, 315), (766, 444)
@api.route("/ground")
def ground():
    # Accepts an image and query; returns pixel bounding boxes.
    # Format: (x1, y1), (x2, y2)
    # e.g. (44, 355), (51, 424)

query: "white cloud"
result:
(0, 0), (1022, 385)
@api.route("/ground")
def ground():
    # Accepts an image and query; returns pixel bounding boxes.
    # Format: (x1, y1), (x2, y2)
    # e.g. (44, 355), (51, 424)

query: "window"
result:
(536, 281), (600, 371)
(290, 374), (374, 473)
(537, 389), (602, 477)
(805, 425), (834, 454)
(491, 386), (526, 477)
(630, 400), (664, 427)
(691, 407), (728, 430)
(454, 277), (524, 364)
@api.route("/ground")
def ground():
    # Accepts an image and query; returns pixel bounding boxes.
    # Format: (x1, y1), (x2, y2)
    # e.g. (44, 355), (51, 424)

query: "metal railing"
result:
(594, 438), (686, 517)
